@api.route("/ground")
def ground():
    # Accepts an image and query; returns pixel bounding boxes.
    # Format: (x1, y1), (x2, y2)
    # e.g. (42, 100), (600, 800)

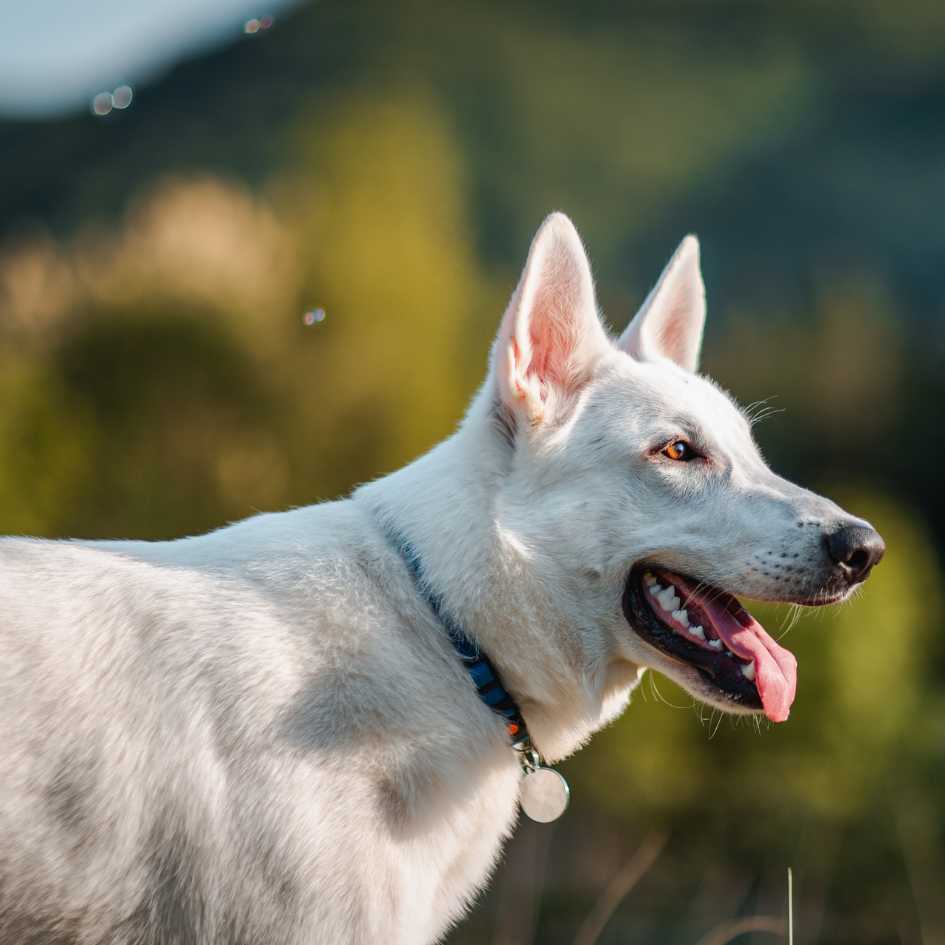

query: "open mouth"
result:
(622, 567), (798, 723)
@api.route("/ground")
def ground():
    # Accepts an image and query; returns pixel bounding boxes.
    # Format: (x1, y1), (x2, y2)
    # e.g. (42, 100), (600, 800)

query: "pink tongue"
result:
(701, 595), (797, 722)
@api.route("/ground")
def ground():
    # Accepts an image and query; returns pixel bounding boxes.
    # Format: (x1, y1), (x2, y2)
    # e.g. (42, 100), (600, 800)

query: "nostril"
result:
(847, 547), (870, 572)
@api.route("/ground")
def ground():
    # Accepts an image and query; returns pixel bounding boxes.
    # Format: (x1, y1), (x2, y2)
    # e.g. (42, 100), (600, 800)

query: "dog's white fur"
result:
(0, 214), (869, 944)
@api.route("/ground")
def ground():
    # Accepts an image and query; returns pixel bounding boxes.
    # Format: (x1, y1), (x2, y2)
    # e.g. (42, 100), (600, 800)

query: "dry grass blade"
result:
(571, 831), (668, 945)
(788, 867), (794, 945)
(693, 914), (785, 945)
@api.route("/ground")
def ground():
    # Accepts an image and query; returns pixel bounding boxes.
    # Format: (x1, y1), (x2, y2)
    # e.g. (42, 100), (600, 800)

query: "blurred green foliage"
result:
(2, 2), (945, 943)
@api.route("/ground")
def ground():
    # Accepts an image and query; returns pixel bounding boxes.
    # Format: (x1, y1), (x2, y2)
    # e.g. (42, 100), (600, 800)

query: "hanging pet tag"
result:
(519, 764), (570, 823)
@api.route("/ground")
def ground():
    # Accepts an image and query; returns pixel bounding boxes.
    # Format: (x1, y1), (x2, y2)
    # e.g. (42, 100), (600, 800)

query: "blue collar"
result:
(385, 527), (531, 749)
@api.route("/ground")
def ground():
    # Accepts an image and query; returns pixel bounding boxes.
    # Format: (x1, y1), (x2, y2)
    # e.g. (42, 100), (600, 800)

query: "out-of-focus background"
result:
(2, 2), (944, 942)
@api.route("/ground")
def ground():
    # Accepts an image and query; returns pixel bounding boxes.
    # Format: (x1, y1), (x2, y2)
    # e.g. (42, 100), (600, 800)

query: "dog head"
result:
(490, 213), (884, 723)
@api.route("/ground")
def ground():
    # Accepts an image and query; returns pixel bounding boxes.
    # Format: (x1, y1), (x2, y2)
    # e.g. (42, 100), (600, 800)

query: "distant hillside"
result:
(3, 0), (944, 323)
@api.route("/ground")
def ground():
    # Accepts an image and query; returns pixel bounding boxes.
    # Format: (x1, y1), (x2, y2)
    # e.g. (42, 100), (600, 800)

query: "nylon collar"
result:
(385, 527), (531, 749)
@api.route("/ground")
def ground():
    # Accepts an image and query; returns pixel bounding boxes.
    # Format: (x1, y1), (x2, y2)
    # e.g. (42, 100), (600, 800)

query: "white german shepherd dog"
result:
(0, 213), (884, 944)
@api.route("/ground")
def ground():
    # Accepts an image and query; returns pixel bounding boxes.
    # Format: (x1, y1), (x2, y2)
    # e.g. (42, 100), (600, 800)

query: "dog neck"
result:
(355, 383), (643, 763)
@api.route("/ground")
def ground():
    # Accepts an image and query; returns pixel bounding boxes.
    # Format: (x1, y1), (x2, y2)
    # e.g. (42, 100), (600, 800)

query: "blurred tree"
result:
(280, 91), (493, 501)
(0, 359), (91, 536)
(51, 306), (277, 539)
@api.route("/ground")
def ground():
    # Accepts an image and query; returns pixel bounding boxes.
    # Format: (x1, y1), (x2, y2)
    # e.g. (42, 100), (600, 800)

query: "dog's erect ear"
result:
(618, 235), (706, 372)
(494, 213), (609, 424)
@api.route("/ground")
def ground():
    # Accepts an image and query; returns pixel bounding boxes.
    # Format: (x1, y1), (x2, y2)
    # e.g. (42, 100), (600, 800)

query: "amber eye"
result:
(661, 439), (696, 462)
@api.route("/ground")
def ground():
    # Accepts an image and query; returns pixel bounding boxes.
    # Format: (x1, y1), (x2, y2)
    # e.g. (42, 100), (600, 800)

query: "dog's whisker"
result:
(777, 603), (803, 640)
(744, 396), (774, 421)
(649, 673), (690, 711)
(743, 396), (784, 427)
(708, 708), (724, 740)
(680, 580), (729, 612)
(751, 406), (786, 426)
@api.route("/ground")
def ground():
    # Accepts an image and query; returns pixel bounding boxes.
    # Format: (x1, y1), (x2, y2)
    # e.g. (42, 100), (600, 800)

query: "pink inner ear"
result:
(527, 254), (583, 389)
(655, 301), (696, 364)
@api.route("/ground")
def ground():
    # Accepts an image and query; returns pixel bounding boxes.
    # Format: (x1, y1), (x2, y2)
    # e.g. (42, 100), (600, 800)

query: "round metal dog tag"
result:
(520, 767), (570, 823)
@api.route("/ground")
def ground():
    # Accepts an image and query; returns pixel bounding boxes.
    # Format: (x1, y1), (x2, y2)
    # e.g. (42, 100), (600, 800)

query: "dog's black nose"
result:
(825, 524), (886, 584)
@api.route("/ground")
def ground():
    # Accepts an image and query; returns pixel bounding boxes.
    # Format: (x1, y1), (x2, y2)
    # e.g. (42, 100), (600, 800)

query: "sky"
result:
(0, 0), (300, 118)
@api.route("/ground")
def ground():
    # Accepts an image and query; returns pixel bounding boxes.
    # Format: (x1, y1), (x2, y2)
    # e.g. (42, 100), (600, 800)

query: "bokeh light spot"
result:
(244, 15), (273, 35)
(302, 308), (326, 326)
(112, 85), (133, 110)
(91, 92), (113, 116)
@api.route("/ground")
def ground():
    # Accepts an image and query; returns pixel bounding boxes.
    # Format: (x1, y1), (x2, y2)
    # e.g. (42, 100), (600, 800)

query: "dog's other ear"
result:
(618, 235), (705, 372)
(494, 212), (609, 424)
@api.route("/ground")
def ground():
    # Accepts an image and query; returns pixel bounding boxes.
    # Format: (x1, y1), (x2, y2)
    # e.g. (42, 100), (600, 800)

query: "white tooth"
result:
(707, 638), (723, 650)
(657, 588), (677, 610)
(741, 662), (756, 681)
(690, 625), (705, 640)
(658, 589), (680, 611)
(672, 609), (689, 627)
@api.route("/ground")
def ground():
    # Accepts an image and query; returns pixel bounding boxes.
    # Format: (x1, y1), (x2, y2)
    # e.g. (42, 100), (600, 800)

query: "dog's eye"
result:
(661, 439), (697, 462)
